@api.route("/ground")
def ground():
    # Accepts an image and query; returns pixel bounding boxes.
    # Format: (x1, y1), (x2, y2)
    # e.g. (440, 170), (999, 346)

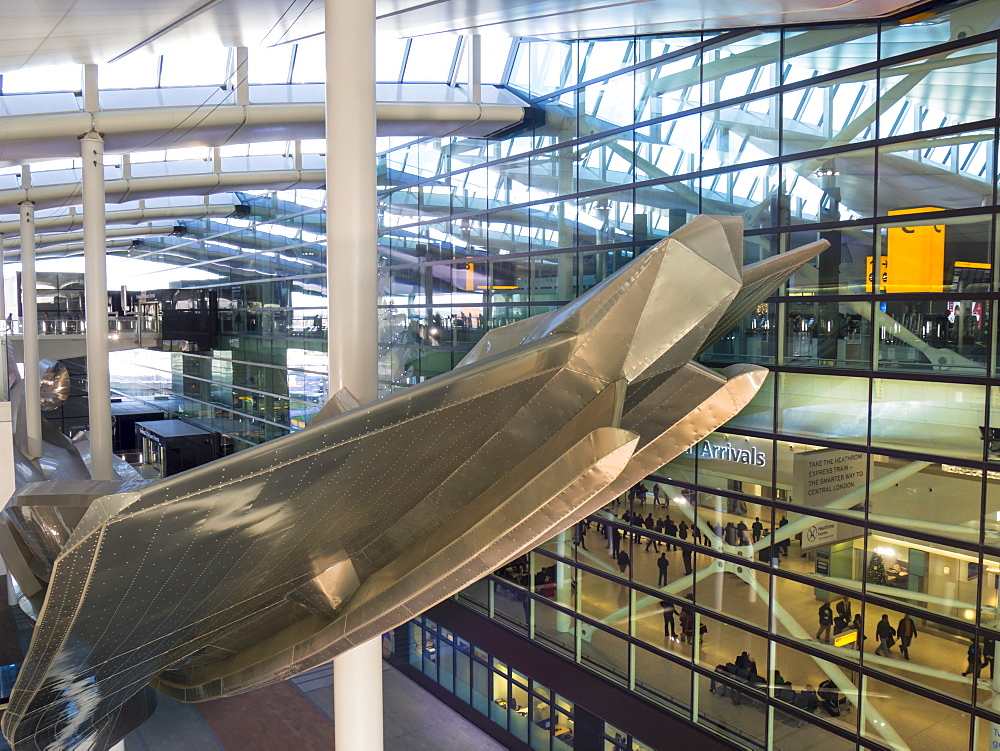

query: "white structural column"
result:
(81, 131), (115, 481)
(0, 233), (6, 329)
(19, 200), (42, 459)
(325, 0), (383, 749)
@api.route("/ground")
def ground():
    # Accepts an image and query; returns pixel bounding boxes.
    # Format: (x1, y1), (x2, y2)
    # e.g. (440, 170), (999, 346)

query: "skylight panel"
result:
(2, 64), (81, 94)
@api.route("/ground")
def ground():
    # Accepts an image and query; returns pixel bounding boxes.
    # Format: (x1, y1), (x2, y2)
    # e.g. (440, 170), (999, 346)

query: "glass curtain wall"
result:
(377, 1), (1000, 749)
(107, 194), (330, 450)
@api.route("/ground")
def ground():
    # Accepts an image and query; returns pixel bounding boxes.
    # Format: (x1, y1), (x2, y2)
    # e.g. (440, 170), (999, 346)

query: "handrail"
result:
(4, 315), (153, 337)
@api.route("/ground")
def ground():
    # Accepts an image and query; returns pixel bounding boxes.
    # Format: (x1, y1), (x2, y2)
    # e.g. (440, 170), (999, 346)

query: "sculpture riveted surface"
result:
(0, 216), (826, 750)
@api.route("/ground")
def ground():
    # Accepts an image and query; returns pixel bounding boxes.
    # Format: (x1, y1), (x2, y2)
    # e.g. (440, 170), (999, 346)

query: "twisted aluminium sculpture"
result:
(0, 216), (826, 750)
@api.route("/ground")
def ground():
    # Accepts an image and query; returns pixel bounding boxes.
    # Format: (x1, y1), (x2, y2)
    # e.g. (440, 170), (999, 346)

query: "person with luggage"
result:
(816, 601), (834, 644)
(896, 613), (917, 660)
(875, 614), (896, 657)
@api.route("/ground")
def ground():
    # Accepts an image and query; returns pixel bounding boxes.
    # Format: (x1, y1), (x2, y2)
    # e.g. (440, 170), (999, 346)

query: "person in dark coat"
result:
(611, 528), (621, 558)
(678, 521), (689, 544)
(664, 517), (678, 550)
(735, 651), (757, 676)
(724, 522), (738, 546)
(661, 600), (676, 640)
(617, 549), (631, 574)
(896, 614), (917, 660)
(875, 614), (896, 657)
(778, 516), (790, 555)
(852, 613), (866, 652)
(833, 614), (849, 636)
(657, 553), (670, 587)
(751, 517), (763, 543)
(963, 640), (984, 678)
(681, 547), (693, 576)
(735, 520), (748, 545)
(835, 596), (852, 624)
(817, 601), (834, 643)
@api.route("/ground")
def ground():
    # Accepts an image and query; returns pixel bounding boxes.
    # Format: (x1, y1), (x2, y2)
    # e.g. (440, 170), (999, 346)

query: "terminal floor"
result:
(499, 503), (996, 751)
(123, 661), (505, 751)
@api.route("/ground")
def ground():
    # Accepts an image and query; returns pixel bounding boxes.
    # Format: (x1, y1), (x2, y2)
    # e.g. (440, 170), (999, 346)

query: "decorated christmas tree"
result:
(866, 552), (888, 586)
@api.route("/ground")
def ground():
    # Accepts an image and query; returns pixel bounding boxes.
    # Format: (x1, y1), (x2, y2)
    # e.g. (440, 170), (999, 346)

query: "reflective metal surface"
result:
(37, 360), (69, 413)
(0, 217), (826, 750)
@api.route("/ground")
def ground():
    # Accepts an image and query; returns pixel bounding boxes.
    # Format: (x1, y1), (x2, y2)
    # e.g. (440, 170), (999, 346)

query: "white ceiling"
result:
(0, 0), (929, 74)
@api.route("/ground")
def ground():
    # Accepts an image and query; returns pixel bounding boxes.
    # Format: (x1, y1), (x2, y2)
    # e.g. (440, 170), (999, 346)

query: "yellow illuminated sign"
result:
(834, 629), (858, 647)
(868, 208), (948, 292)
(884, 207), (945, 293)
(865, 256), (889, 292)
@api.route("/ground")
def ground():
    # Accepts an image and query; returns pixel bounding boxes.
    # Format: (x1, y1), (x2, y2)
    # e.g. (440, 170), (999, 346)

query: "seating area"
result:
(710, 654), (851, 727)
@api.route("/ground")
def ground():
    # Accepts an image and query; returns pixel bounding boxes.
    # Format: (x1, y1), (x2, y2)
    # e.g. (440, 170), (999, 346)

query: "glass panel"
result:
(785, 226), (875, 295)
(871, 379), (985, 460)
(861, 529), (982, 626)
(782, 26), (879, 84)
(861, 674), (971, 751)
(579, 625), (629, 686)
(697, 614), (768, 749)
(878, 43), (996, 141)
(403, 37), (459, 82)
(878, 131), (995, 216)
(868, 453), (981, 546)
(634, 643), (692, 713)
(871, 211), (994, 293)
(784, 148), (877, 223)
(876, 299), (990, 376)
(784, 299), (873, 369)
(776, 372), (869, 447)
(533, 598), (576, 660)
(770, 645), (859, 736)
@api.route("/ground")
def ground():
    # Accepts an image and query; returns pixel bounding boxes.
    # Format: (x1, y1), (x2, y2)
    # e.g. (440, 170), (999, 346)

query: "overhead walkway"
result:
(5, 315), (155, 360)
(0, 83), (531, 165)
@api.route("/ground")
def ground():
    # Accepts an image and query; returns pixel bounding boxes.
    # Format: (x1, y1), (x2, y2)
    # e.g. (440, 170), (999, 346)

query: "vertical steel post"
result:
(325, 0), (382, 748)
(82, 131), (115, 481)
(18, 199), (42, 459)
(467, 34), (482, 104)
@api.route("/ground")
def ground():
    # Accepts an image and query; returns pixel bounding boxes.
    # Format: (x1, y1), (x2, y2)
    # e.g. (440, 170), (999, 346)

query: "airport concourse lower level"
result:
(415, 428), (1000, 751)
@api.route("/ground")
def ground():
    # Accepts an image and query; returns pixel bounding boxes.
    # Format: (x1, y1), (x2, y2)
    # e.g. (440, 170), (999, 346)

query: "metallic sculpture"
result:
(0, 216), (826, 750)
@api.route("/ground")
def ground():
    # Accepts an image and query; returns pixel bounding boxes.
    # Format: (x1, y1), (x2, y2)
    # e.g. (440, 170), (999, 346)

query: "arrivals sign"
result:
(684, 438), (767, 467)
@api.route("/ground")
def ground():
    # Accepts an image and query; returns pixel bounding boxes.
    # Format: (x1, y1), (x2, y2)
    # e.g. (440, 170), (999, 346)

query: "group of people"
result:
(660, 598), (706, 645)
(710, 651), (846, 717)
(816, 597), (920, 660)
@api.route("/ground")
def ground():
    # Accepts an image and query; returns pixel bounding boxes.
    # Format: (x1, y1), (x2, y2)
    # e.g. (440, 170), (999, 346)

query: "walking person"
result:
(611, 528), (622, 559)
(645, 521), (660, 552)
(896, 613), (917, 660)
(875, 614), (896, 657)
(617, 549), (631, 574)
(678, 520), (689, 546)
(657, 553), (670, 586)
(682, 546), (693, 576)
(724, 522), (738, 546)
(652, 483), (661, 507)
(661, 600), (677, 641)
(852, 613), (866, 652)
(664, 517), (678, 551)
(816, 601), (834, 643)
(963, 640), (984, 678)
(836, 596), (852, 623)
(751, 516), (763, 543)
(736, 520), (748, 546)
